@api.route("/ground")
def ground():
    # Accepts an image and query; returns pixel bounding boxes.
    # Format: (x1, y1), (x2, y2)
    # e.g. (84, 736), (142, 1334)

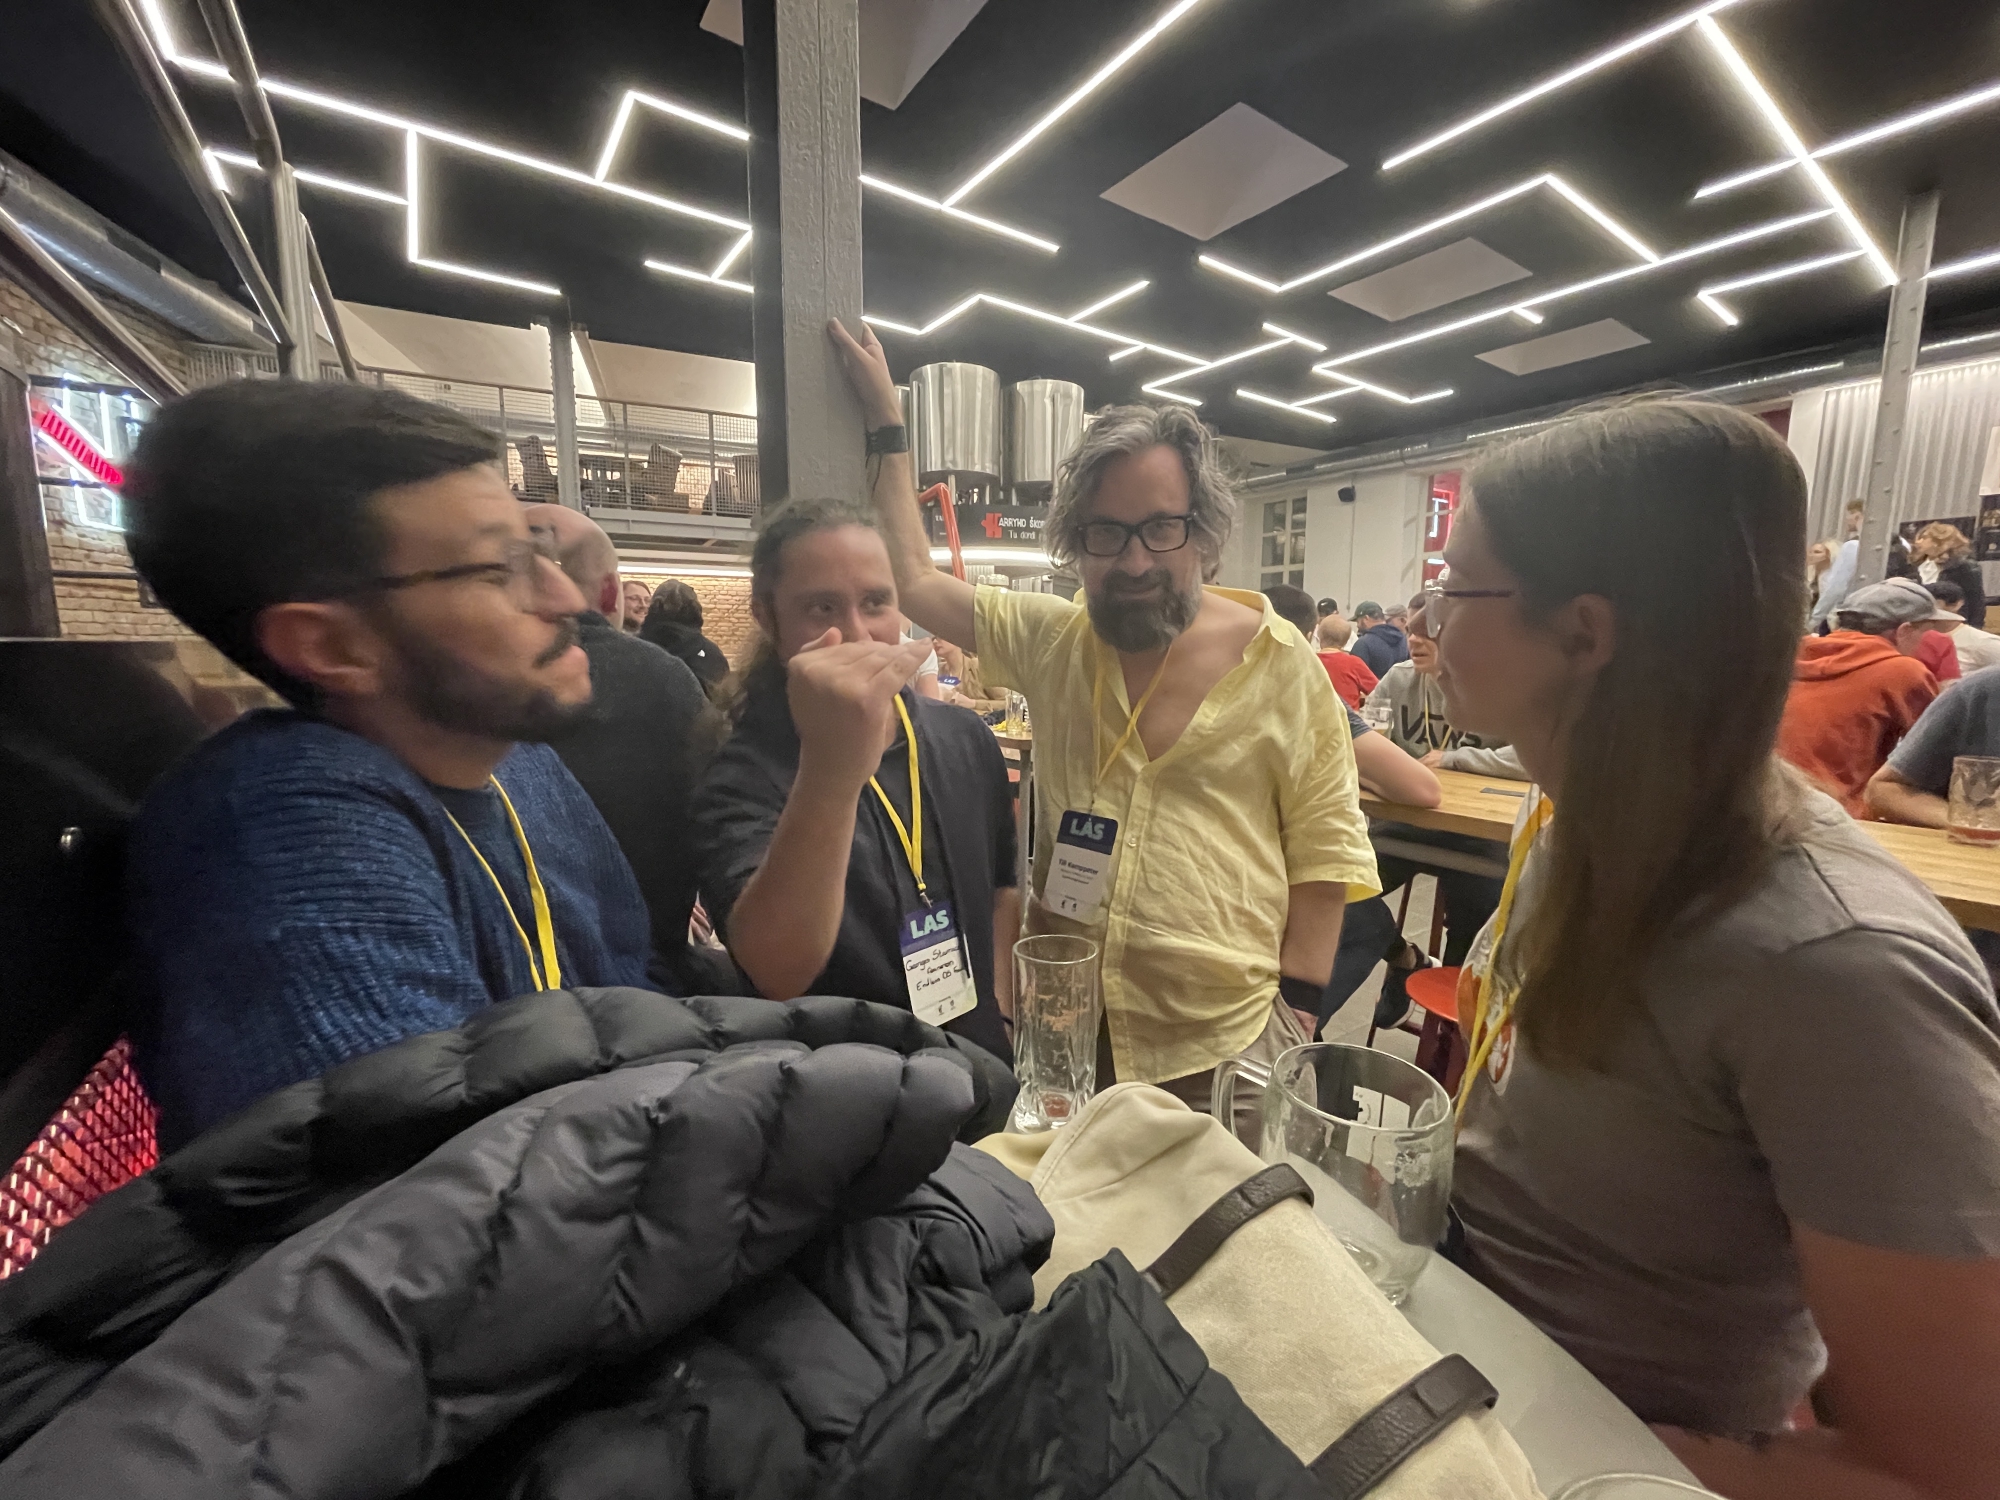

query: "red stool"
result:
(1403, 966), (1468, 1095)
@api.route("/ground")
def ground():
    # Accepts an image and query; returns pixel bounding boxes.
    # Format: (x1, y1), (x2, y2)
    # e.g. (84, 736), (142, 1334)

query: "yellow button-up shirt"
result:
(977, 584), (1380, 1084)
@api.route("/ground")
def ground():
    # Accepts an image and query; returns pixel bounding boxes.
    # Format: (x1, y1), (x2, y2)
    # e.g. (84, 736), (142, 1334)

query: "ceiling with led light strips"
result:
(3, 0), (1999, 451)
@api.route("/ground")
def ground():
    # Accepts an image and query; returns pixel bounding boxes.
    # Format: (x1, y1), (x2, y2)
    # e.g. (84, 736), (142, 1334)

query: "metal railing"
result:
(185, 347), (759, 519)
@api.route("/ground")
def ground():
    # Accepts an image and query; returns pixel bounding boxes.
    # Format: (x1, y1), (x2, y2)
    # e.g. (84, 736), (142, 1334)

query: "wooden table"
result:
(1362, 769), (2000, 933)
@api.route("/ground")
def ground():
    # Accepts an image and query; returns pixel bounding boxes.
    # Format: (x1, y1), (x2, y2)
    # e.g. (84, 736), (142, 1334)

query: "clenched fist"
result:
(787, 629), (934, 789)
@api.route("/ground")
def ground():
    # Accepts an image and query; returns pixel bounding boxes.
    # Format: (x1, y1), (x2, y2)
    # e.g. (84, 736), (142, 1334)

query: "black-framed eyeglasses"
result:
(356, 536), (561, 607)
(1421, 573), (1515, 632)
(1080, 514), (1194, 559)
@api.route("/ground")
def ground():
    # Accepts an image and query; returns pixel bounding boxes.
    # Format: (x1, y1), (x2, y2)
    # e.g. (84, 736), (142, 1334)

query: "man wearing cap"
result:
(1350, 600), (1409, 677)
(1778, 577), (1955, 817)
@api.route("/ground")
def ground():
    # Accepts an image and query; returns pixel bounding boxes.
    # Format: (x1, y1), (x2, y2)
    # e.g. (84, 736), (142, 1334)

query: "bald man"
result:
(525, 505), (736, 992)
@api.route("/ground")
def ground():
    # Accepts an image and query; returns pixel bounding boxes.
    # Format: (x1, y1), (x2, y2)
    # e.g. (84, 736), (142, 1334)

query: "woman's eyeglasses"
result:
(1421, 570), (1515, 632)
(1080, 514), (1193, 558)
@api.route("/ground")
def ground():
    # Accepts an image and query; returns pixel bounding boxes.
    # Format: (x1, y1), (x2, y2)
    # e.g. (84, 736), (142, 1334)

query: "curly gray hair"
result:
(1044, 403), (1237, 578)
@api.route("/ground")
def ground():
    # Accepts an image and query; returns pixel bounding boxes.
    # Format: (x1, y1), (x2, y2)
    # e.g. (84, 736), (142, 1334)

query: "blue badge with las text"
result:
(1057, 810), (1118, 854)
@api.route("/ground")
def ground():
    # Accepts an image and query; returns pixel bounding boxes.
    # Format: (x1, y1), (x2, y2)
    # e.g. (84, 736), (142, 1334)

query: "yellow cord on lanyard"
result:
(442, 776), (564, 992)
(1089, 638), (1175, 807)
(868, 696), (929, 900)
(1454, 791), (1554, 1124)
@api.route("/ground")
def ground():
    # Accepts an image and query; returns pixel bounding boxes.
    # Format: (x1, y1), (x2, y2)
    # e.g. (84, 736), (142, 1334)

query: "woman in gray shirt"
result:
(1429, 399), (2000, 1500)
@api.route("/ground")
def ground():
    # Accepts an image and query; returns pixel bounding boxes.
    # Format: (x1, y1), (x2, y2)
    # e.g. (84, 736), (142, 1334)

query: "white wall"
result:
(1305, 469), (1427, 612)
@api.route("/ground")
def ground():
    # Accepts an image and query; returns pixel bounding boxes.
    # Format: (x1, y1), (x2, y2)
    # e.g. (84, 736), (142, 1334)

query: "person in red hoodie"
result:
(1777, 578), (1954, 816)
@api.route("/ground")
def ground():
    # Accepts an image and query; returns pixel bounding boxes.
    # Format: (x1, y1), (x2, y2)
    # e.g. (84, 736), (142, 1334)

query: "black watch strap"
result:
(1142, 1163), (1312, 1298)
(1307, 1354), (1499, 1499)
(866, 423), (909, 455)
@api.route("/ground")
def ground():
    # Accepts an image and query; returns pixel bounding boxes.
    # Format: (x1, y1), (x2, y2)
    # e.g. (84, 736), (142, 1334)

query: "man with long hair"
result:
(828, 320), (1376, 1127)
(120, 382), (654, 1149)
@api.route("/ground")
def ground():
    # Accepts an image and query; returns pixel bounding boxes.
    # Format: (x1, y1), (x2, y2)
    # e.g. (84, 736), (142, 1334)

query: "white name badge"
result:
(1045, 809), (1119, 923)
(900, 900), (977, 1027)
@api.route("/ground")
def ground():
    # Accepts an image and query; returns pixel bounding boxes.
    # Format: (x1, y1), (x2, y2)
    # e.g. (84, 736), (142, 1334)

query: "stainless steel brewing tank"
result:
(1006, 379), (1087, 493)
(908, 363), (1002, 482)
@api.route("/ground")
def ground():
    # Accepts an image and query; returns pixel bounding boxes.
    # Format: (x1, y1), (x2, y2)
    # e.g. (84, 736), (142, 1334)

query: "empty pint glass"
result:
(1010, 935), (1100, 1132)
(1212, 1042), (1454, 1304)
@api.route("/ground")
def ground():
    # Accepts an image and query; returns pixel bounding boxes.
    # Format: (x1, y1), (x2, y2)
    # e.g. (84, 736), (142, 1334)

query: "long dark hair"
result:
(1469, 399), (1810, 1069)
(717, 495), (884, 719)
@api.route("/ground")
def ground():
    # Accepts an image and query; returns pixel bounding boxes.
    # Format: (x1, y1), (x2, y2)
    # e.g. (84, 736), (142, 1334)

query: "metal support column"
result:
(0, 326), (60, 636)
(268, 165), (318, 379)
(544, 312), (582, 509)
(0, 206), (184, 402)
(742, 0), (865, 508)
(1853, 191), (1941, 590)
(305, 221), (359, 382)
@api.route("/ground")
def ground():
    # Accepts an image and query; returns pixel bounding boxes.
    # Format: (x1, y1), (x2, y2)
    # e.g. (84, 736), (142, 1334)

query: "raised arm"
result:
(828, 319), (976, 648)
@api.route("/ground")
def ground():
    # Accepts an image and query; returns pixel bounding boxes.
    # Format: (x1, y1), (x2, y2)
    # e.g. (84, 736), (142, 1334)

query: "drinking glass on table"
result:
(1212, 1042), (1454, 1305)
(1362, 702), (1393, 734)
(1010, 935), (1100, 1132)
(1948, 756), (2000, 846)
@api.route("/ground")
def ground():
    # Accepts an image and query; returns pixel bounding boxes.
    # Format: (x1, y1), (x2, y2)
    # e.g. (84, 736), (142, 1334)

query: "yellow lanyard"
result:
(1089, 639), (1175, 807)
(1454, 791), (1554, 1124)
(441, 776), (564, 993)
(867, 696), (928, 901)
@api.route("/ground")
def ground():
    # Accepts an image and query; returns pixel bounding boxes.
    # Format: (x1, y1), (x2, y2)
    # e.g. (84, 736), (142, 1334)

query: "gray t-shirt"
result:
(1453, 786), (2000, 1436)
(1887, 664), (2000, 792)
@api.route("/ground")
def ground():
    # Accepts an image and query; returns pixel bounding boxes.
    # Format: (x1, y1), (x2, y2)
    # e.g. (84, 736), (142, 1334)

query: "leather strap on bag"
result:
(1308, 1353), (1499, 1499)
(1142, 1163), (1313, 1298)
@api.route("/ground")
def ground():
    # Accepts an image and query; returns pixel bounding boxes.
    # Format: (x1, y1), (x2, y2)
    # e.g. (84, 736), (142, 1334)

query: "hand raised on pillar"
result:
(828, 319), (903, 429)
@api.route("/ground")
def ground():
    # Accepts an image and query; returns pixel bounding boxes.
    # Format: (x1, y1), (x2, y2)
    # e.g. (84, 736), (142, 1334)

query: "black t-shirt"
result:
(691, 669), (1017, 1062)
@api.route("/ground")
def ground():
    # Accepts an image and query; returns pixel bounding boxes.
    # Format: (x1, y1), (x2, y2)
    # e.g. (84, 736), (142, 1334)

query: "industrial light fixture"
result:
(1237, 388), (1336, 423)
(1288, 385), (1364, 409)
(1197, 174), (1654, 296)
(1318, 372), (1454, 405)
(1696, 18), (1896, 287)
(1142, 337), (1296, 398)
(1696, 360), (1844, 394)
(593, 88), (750, 183)
(710, 230), (753, 280)
(645, 259), (753, 294)
(1926, 328), (2000, 352)
(1381, 0), (1747, 170)
(859, 175), (1061, 253)
(865, 291), (1206, 366)
(398, 130), (558, 295)
(1510, 308), (1544, 324)
(1311, 208), (1833, 370)
(417, 259), (562, 295)
(931, 545), (1059, 566)
(1696, 78), (2000, 199)
(1929, 248), (2000, 282)
(1108, 344), (1147, 362)
(1261, 322), (1327, 351)
(945, 0), (1219, 205)
(1693, 247), (1866, 325)
(205, 147), (407, 205)
(1070, 281), (1150, 321)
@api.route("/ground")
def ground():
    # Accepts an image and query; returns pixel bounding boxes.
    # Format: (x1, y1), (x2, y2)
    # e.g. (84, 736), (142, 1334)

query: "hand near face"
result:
(787, 628), (933, 788)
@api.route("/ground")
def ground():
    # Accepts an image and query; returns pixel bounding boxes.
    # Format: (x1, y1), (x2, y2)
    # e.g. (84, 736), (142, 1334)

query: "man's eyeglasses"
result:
(1080, 514), (1194, 559)
(359, 536), (562, 608)
(1421, 571), (1515, 633)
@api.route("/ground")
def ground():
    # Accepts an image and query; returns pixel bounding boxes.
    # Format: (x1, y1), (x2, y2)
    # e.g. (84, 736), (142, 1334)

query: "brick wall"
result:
(620, 572), (758, 665)
(2, 271), (196, 642)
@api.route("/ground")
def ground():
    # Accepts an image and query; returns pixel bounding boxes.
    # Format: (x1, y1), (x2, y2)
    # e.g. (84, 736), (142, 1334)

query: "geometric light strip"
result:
(858, 175), (1060, 254)
(1695, 18), (1896, 287)
(204, 147), (407, 205)
(1694, 247), (1865, 325)
(863, 289), (1208, 367)
(1197, 172), (1656, 295)
(1237, 388), (1336, 423)
(1695, 77), (2000, 199)
(1930, 248), (2000, 282)
(1309, 208), (1834, 369)
(944, 0), (1220, 206)
(1380, 0), (1748, 171)
(406, 132), (559, 296)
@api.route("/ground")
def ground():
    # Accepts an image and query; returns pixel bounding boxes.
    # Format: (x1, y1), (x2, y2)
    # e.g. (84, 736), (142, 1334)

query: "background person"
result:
(1364, 597), (1527, 778)
(1316, 596), (1347, 643)
(1264, 583), (1377, 707)
(828, 317), (1377, 1129)
(1350, 599), (1410, 676)
(119, 382), (653, 1149)
(691, 498), (1017, 1062)
(640, 580), (730, 692)
(1807, 499), (1867, 632)
(1927, 579), (2000, 674)
(1911, 521), (1987, 628)
(619, 577), (652, 633)
(1437, 398), (2000, 1500)
(1806, 539), (1834, 616)
(526, 505), (733, 994)
(1777, 578), (1948, 816)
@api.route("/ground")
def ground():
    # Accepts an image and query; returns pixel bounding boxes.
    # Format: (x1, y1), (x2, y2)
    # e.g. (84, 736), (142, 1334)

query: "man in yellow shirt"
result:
(829, 321), (1378, 1124)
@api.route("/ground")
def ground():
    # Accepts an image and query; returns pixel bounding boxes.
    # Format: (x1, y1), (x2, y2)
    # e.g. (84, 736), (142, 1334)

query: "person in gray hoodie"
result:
(1364, 614), (1527, 779)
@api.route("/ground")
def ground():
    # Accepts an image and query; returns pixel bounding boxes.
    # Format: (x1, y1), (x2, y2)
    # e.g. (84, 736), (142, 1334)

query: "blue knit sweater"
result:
(127, 710), (653, 1148)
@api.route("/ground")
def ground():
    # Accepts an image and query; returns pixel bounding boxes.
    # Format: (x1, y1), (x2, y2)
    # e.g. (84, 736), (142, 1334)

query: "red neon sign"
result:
(30, 401), (124, 486)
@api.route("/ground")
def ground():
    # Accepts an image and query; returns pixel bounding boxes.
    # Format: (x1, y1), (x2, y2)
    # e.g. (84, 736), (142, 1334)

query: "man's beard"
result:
(1086, 567), (1202, 654)
(393, 617), (591, 743)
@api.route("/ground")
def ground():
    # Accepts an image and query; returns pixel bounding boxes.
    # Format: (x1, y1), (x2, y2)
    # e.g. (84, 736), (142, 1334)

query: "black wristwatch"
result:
(866, 423), (909, 455)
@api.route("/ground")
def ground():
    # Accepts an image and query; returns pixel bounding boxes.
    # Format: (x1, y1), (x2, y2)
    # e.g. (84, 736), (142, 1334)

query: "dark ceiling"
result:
(4, 0), (2000, 450)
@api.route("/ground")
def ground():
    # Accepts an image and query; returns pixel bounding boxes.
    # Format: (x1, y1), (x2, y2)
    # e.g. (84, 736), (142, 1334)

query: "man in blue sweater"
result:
(121, 380), (655, 1148)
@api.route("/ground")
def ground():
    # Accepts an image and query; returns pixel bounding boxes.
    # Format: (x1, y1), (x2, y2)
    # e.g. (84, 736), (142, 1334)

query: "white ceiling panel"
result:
(702, 0), (991, 110)
(1099, 103), (1345, 242)
(1476, 317), (1652, 375)
(1330, 238), (1531, 322)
